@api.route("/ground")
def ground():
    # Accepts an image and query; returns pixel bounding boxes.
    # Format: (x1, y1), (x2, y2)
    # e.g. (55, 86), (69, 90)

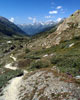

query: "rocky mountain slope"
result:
(48, 10), (80, 44)
(19, 69), (80, 100)
(0, 16), (26, 37)
(27, 10), (80, 49)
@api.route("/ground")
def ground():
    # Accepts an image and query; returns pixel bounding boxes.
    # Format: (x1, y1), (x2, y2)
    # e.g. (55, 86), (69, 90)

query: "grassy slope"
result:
(24, 36), (80, 76)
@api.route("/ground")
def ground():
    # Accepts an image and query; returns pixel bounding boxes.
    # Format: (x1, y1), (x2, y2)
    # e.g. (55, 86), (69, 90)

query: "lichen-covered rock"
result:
(18, 69), (80, 100)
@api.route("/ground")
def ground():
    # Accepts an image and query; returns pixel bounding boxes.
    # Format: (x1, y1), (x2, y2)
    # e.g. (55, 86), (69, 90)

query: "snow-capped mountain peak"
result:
(18, 21), (57, 35)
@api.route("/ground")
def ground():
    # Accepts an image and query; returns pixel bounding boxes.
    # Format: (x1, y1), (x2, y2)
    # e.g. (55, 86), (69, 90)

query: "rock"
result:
(69, 43), (74, 47)
(10, 54), (17, 61)
(4, 63), (18, 70)
(18, 69), (80, 100)
(75, 76), (80, 79)
(7, 41), (12, 44)
(43, 54), (48, 57)
(50, 53), (54, 56)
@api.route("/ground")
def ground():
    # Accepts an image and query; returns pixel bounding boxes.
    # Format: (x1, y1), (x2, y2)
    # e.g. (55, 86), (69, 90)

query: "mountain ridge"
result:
(18, 21), (57, 35)
(0, 16), (27, 37)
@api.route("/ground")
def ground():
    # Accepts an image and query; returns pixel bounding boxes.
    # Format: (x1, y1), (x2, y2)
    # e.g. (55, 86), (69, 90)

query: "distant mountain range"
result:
(0, 16), (64, 38)
(0, 16), (26, 37)
(18, 21), (57, 35)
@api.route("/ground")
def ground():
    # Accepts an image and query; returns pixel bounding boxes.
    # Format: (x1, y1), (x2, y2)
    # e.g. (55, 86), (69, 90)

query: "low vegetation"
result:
(50, 37), (80, 76)
(25, 48), (30, 53)
(26, 36), (80, 76)
(51, 55), (80, 76)
(29, 61), (49, 70)
(0, 69), (23, 89)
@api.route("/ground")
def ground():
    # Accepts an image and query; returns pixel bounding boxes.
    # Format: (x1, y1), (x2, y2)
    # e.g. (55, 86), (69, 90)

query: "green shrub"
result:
(25, 48), (30, 53)
(51, 55), (80, 76)
(27, 55), (41, 59)
(30, 61), (49, 70)
(17, 59), (31, 68)
(73, 36), (80, 40)
(0, 69), (23, 89)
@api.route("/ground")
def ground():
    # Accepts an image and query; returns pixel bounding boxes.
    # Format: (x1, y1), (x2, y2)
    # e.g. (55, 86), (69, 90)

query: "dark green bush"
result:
(73, 36), (80, 40)
(30, 61), (49, 70)
(27, 55), (41, 59)
(25, 48), (30, 53)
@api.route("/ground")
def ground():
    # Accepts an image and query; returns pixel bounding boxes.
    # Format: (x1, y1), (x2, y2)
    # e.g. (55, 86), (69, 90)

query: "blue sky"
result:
(0, 0), (80, 24)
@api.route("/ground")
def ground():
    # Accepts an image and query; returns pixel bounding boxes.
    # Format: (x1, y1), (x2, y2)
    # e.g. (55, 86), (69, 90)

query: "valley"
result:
(0, 10), (80, 100)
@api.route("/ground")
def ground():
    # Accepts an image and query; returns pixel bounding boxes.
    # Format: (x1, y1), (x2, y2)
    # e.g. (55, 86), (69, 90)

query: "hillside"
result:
(48, 10), (80, 44)
(27, 10), (80, 50)
(0, 16), (26, 37)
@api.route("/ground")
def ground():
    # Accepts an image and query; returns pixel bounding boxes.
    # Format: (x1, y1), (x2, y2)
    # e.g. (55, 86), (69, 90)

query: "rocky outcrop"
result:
(47, 10), (80, 45)
(18, 69), (80, 100)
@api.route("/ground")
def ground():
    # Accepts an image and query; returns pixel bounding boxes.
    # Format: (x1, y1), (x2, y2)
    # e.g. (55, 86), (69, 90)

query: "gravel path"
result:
(2, 76), (23, 100)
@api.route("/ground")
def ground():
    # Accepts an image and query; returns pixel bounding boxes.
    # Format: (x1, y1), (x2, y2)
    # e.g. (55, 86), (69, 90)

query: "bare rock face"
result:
(56, 10), (80, 34)
(18, 69), (80, 100)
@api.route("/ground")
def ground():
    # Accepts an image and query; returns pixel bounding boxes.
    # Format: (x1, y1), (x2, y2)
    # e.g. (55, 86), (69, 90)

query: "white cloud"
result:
(9, 17), (14, 23)
(56, 6), (62, 9)
(49, 10), (58, 14)
(28, 17), (33, 20)
(45, 16), (52, 19)
(28, 17), (36, 23)
(57, 18), (62, 22)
